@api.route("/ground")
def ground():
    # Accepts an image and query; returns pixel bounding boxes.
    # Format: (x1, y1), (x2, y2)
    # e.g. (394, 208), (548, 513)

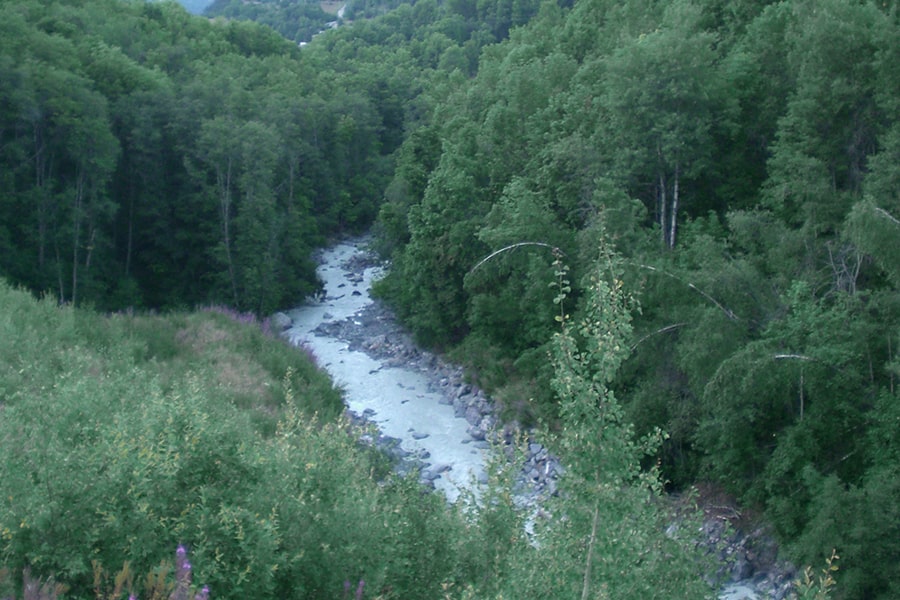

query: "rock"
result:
(730, 557), (754, 582)
(464, 406), (482, 426)
(270, 311), (293, 330)
(467, 425), (486, 441)
(365, 334), (388, 351)
(545, 478), (558, 496)
(423, 463), (452, 481)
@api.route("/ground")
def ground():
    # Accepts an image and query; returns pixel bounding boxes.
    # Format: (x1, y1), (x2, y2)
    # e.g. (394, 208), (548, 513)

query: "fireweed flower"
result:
(355, 580), (365, 600)
(171, 546), (193, 600)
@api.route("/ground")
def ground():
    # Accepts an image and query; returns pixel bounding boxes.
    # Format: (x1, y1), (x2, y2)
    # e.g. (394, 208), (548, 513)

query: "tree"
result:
(762, 0), (887, 234)
(232, 120), (281, 314)
(59, 87), (119, 306)
(193, 116), (243, 304)
(846, 125), (900, 287)
(377, 136), (490, 347)
(601, 0), (730, 249)
(493, 240), (709, 599)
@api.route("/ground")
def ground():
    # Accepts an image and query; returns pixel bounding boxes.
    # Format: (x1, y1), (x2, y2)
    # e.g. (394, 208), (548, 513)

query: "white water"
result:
(719, 584), (758, 600)
(284, 239), (486, 503)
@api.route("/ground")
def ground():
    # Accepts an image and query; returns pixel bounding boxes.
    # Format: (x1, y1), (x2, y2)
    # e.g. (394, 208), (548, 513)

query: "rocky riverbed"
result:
(275, 237), (798, 600)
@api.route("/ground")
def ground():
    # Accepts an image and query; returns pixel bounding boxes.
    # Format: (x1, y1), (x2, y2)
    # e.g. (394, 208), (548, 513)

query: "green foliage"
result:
(784, 382), (900, 600)
(367, 0), (900, 595)
(0, 0), (416, 314)
(2, 0), (900, 595)
(791, 549), (840, 600)
(0, 280), (521, 600)
(486, 244), (710, 599)
(205, 0), (332, 45)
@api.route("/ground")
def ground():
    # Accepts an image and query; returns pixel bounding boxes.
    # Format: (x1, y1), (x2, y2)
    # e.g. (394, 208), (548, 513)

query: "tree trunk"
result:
(125, 174), (135, 277)
(218, 157), (239, 305)
(581, 498), (602, 600)
(33, 126), (53, 270)
(658, 170), (667, 247)
(55, 244), (65, 304)
(85, 226), (97, 270)
(668, 163), (679, 249)
(71, 169), (86, 307)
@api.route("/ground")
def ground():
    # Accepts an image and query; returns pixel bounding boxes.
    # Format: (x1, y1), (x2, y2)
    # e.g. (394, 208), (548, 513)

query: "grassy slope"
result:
(0, 279), (381, 597)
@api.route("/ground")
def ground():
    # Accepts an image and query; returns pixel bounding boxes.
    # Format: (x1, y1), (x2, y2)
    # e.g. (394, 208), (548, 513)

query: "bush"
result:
(0, 280), (472, 599)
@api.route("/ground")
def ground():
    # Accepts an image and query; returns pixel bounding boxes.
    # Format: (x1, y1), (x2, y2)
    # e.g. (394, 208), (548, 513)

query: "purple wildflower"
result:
(171, 545), (193, 600)
(194, 585), (210, 600)
(355, 579), (365, 600)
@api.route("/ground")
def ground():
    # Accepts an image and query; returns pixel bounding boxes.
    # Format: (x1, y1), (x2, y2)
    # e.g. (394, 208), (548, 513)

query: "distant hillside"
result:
(175, 0), (213, 14)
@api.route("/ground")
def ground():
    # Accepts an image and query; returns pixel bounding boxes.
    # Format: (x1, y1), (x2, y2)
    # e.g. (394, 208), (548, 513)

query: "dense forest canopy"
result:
(1, 0), (898, 598)
(203, 0), (335, 43)
(0, 0), (417, 314)
(369, 1), (900, 598)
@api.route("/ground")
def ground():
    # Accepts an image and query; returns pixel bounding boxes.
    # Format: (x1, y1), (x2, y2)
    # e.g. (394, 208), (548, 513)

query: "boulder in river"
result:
(270, 311), (293, 331)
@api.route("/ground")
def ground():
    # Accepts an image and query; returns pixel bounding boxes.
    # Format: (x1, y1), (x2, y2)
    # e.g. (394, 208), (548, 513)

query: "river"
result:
(283, 238), (487, 503)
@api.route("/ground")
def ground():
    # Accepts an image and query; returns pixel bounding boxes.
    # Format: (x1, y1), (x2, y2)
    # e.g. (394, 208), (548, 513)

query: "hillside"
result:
(0, 0), (897, 597)
(175, 0), (213, 14)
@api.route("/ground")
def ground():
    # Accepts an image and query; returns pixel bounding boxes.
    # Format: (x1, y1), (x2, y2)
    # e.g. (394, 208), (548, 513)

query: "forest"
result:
(0, 0), (897, 598)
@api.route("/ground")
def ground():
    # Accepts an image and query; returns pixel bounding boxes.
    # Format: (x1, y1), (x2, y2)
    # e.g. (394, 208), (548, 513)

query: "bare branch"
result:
(773, 354), (815, 361)
(630, 323), (687, 350)
(469, 242), (560, 274)
(634, 263), (739, 321)
(772, 353), (850, 378)
(874, 206), (900, 227)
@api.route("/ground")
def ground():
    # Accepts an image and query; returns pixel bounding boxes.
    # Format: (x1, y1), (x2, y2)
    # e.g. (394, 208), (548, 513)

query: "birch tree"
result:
(601, 0), (728, 249)
(496, 241), (709, 599)
(195, 116), (243, 304)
